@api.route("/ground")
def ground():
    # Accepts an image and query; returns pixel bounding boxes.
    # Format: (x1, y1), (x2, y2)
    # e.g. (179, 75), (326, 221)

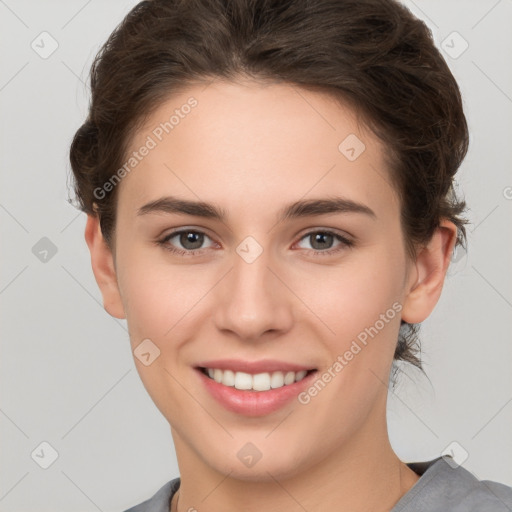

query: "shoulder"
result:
(477, 479), (512, 510)
(393, 456), (512, 512)
(122, 478), (180, 512)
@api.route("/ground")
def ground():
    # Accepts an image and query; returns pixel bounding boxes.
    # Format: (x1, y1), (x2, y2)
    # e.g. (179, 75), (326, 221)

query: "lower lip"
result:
(195, 368), (317, 416)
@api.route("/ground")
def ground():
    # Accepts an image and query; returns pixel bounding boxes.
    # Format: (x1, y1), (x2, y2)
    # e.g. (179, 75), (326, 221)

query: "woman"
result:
(69, 0), (512, 510)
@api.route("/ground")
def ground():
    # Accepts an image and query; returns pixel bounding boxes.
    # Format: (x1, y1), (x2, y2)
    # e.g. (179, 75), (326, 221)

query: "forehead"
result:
(118, 80), (399, 223)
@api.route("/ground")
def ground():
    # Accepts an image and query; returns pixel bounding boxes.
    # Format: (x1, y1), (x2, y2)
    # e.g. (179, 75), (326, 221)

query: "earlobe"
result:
(84, 215), (126, 319)
(401, 219), (458, 324)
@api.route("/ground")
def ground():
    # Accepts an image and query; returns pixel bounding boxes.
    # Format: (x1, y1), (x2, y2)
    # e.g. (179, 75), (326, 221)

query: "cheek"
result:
(291, 249), (405, 339)
(116, 244), (224, 354)
(115, 253), (205, 416)
(119, 264), (201, 341)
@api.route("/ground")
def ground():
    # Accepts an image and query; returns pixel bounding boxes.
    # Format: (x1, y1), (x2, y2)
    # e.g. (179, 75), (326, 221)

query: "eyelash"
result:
(156, 228), (355, 257)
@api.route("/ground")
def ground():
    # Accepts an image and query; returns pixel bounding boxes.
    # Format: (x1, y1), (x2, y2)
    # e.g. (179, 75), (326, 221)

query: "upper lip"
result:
(196, 359), (316, 374)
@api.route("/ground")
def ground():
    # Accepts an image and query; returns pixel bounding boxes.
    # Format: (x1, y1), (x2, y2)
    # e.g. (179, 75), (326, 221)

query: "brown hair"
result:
(69, 0), (469, 374)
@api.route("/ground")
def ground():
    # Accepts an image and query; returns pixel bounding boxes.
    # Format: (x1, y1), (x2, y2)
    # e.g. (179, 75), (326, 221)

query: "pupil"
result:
(312, 232), (333, 250)
(181, 231), (203, 249)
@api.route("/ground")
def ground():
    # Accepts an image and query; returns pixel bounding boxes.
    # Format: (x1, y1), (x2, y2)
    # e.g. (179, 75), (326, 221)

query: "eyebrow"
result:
(137, 195), (376, 222)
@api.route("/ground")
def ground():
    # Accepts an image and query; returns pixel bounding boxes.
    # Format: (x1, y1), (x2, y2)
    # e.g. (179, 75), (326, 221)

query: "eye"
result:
(157, 229), (216, 256)
(295, 230), (354, 256)
(156, 228), (354, 257)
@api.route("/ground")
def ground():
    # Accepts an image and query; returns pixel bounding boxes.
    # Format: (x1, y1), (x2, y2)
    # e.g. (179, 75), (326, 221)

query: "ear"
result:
(84, 214), (126, 319)
(401, 219), (458, 324)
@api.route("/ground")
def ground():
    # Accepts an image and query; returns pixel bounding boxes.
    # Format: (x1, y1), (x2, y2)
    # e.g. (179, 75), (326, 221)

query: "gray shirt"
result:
(123, 456), (512, 511)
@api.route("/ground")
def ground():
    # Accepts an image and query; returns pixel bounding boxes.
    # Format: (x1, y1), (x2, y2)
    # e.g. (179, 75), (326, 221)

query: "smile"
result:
(200, 367), (315, 391)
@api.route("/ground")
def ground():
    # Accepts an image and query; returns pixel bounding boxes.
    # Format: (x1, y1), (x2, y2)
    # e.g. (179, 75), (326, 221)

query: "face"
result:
(88, 79), (447, 481)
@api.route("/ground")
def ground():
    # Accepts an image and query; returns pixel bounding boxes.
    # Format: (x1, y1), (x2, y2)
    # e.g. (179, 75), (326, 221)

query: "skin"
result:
(85, 79), (457, 512)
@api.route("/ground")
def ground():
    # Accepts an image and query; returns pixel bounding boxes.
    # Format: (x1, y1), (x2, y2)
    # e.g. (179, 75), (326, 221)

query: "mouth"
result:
(197, 366), (317, 392)
(193, 358), (319, 416)
(195, 365), (318, 416)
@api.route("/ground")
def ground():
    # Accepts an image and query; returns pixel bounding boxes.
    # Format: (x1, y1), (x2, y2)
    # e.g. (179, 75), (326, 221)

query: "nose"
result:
(213, 241), (294, 342)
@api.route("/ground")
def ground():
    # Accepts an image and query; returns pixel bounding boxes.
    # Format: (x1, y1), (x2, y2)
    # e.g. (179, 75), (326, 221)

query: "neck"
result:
(171, 397), (420, 512)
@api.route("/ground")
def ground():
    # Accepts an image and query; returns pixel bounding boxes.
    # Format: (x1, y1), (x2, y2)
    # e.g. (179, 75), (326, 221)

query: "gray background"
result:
(1, 0), (511, 510)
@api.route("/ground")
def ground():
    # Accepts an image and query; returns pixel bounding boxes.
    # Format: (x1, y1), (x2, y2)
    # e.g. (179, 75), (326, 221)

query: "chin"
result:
(205, 449), (310, 482)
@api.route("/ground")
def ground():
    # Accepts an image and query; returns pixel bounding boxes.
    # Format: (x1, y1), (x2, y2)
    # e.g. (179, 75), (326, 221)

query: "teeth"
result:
(234, 371), (252, 390)
(203, 368), (311, 391)
(222, 369), (235, 386)
(253, 373), (271, 391)
(284, 371), (295, 385)
(295, 370), (307, 382)
(270, 371), (284, 389)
